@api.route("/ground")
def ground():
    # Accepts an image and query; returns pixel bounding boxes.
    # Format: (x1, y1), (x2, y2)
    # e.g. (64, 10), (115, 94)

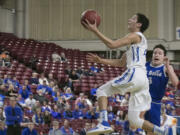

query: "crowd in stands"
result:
(0, 33), (179, 135)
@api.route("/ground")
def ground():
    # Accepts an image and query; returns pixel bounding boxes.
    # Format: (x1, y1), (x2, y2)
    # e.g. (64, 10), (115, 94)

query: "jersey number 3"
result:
(148, 77), (152, 85)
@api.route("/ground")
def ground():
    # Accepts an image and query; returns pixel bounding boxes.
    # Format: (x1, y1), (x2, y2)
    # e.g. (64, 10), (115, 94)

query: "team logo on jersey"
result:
(148, 70), (162, 77)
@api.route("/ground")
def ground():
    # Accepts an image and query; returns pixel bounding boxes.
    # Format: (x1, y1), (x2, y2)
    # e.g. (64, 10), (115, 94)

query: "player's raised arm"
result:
(82, 20), (141, 49)
(86, 53), (126, 67)
(164, 57), (179, 87)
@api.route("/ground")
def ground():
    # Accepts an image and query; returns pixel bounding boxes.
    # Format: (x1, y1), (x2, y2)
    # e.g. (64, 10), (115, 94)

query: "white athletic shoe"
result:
(87, 121), (113, 135)
(153, 125), (169, 135)
(163, 126), (169, 135)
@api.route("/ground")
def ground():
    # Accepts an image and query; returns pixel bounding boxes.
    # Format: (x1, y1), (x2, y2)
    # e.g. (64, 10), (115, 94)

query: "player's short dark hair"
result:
(136, 13), (149, 33)
(153, 44), (167, 56)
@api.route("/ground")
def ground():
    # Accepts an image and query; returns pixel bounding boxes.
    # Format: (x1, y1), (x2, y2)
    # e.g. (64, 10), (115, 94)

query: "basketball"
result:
(81, 9), (101, 28)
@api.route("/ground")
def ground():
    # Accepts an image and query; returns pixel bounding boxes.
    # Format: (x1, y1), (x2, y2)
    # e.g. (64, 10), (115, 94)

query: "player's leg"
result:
(128, 87), (169, 135)
(145, 102), (162, 135)
(142, 119), (169, 135)
(98, 96), (108, 122)
(87, 79), (118, 135)
(128, 108), (169, 135)
(96, 80), (117, 124)
(128, 111), (146, 135)
(128, 126), (137, 135)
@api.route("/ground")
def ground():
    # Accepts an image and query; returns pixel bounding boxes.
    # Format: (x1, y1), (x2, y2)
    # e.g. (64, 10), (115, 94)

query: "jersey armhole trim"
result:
(163, 66), (168, 77)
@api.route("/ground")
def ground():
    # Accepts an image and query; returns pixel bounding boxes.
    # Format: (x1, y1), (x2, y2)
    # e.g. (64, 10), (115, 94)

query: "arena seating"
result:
(0, 32), (179, 134)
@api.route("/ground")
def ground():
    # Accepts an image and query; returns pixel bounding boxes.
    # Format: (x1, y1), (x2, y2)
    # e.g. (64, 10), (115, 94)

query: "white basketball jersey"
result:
(126, 32), (147, 69)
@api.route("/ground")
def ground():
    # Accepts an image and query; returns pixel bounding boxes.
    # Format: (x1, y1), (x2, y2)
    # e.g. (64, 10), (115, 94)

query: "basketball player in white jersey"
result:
(82, 13), (169, 135)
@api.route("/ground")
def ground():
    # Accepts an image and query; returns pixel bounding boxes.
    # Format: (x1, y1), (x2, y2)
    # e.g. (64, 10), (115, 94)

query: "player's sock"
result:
(99, 110), (108, 122)
(128, 129), (135, 135)
(153, 125), (164, 135)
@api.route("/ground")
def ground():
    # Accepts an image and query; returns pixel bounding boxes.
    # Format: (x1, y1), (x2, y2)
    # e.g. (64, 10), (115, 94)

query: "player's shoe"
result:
(87, 121), (113, 135)
(153, 125), (169, 135)
(163, 126), (169, 135)
(157, 126), (169, 135)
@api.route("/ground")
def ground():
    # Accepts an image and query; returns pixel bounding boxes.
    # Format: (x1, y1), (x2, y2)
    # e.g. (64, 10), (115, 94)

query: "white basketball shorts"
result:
(96, 67), (151, 112)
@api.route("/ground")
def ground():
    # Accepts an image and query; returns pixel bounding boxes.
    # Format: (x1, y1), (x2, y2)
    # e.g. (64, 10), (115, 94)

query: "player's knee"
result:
(128, 111), (144, 128)
(96, 88), (108, 99)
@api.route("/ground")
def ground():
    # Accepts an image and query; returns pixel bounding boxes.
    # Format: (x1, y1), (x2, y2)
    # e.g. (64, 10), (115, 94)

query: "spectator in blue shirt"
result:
(77, 98), (89, 109)
(24, 79), (31, 92)
(63, 105), (73, 119)
(107, 106), (115, 122)
(32, 108), (44, 125)
(90, 87), (97, 96)
(22, 122), (38, 135)
(90, 83), (98, 101)
(12, 77), (21, 90)
(84, 107), (98, 119)
(41, 101), (52, 113)
(3, 75), (13, 85)
(166, 103), (174, 115)
(60, 120), (74, 135)
(53, 91), (61, 102)
(49, 80), (57, 89)
(18, 85), (31, 100)
(30, 73), (39, 85)
(122, 120), (130, 135)
(5, 96), (23, 135)
(51, 105), (61, 119)
(62, 87), (74, 101)
(72, 105), (83, 119)
(90, 66), (100, 73)
(37, 80), (52, 95)
(17, 95), (26, 107)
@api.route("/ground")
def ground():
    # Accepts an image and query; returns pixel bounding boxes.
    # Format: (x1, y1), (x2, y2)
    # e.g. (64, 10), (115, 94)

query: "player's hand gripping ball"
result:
(81, 9), (101, 28)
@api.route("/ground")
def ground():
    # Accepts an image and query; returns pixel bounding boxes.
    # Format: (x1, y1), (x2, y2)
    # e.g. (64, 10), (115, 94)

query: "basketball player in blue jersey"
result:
(145, 44), (179, 135)
(82, 13), (169, 135)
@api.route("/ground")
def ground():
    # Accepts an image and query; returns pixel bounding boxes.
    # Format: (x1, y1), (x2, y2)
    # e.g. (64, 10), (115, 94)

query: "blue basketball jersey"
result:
(146, 62), (168, 102)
